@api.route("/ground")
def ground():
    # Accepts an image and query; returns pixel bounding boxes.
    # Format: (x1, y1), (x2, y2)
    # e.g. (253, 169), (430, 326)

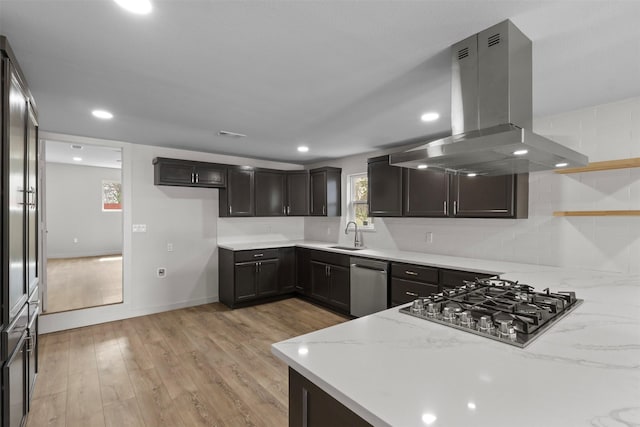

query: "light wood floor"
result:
(27, 298), (347, 427)
(46, 255), (123, 313)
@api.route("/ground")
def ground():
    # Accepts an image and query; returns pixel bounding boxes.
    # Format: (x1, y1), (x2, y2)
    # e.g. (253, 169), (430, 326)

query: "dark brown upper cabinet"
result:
(367, 155), (403, 217)
(219, 167), (255, 217)
(153, 157), (226, 188)
(286, 171), (310, 216)
(403, 168), (449, 217)
(310, 167), (341, 216)
(451, 173), (528, 218)
(255, 170), (286, 216)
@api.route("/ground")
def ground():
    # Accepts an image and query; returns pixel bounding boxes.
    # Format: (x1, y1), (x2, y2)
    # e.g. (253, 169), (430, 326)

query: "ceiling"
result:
(1, 1), (639, 164)
(46, 140), (122, 169)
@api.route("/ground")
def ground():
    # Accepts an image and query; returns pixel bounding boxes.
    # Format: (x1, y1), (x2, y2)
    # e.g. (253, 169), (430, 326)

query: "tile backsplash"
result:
(305, 96), (640, 274)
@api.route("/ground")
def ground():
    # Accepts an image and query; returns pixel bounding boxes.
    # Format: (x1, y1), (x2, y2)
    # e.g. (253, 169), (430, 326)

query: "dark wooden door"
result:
(226, 168), (255, 216)
(26, 104), (38, 294)
(279, 247), (296, 293)
(309, 170), (327, 216)
(452, 174), (517, 218)
(368, 156), (403, 217)
(255, 170), (286, 216)
(194, 164), (225, 187)
(256, 259), (279, 296)
(158, 162), (195, 185)
(295, 248), (311, 294)
(7, 63), (28, 320)
(310, 261), (329, 301)
(403, 168), (449, 217)
(234, 262), (257, 301)
(328, 265), (350, 312)
(286, 171), (309, 215)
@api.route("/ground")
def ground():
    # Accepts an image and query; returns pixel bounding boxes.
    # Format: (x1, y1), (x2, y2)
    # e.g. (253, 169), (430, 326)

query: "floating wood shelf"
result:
(555, 157), (640, 174)
(553, 210), (640, 217)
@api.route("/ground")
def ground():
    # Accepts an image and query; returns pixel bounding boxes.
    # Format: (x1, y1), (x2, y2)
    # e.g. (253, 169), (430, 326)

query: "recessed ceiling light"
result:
(513, 149), (528, 156)
(417, 164), (428, 169)
(421, 413), (437, 425)
(467, 173), (477, 177)
(555, 162), (568, 168)
(297, 146), (309, 153)
(73, 157), (82, 162)
(92, 110), (113, 120)
(113, 0), (152, 14)
(467, 402), (477, 410)
(420, 112), (440, 122)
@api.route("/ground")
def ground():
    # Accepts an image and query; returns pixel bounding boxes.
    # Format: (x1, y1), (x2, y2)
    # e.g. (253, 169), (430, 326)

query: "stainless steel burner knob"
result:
(479, 316), (494, 334)
(459, 311), (473, 328)
(426, 303), (437, 318)
(410, 299), (424, 315)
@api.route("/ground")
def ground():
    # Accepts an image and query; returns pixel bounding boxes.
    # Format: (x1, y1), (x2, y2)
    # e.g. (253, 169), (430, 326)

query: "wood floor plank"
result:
(28, 298), (348, 427)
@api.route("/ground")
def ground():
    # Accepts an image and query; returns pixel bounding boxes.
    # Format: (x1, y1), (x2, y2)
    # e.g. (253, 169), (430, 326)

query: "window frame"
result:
(347, 172), (374, 231)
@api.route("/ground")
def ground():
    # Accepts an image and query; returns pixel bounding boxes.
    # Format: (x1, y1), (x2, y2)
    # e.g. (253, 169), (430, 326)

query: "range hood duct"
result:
(389, 20), (588, 175)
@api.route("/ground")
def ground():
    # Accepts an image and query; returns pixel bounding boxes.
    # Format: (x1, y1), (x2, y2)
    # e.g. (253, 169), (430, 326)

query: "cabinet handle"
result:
(25, 335), (33, 352)
(253, 254), (264, 258)
(327, 266), (331, 277)
(405, 291), (419, 297)
(255, 263), (259, 274)
(191, 172), (195, 183)
(302, 387), (309, 427)
(453, 201), (457, 215)
(405, 270), (418, 276)
(195, 173), (199, 183)
(229, 205), (232, 214)
(287, 206), (290, 215)
(323, 205), (326, 215)
(444, 200), (447, 215)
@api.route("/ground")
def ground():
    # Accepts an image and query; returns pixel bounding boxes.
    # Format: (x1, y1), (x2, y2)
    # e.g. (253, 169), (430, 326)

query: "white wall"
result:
(46, 162), (122, 258)
(40, 137), (304, 333)
(305, 96), (640, 275)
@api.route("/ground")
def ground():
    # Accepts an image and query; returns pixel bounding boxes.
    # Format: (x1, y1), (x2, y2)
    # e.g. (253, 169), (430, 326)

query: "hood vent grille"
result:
(457, 47), (469, 60)
(487, 33), (501, 47)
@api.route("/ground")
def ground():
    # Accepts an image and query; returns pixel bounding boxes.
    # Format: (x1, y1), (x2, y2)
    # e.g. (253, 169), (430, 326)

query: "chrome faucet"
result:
(345, 221), (362, 247)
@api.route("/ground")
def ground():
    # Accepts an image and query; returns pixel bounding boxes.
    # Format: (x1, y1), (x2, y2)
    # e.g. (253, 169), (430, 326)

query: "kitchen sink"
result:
(329, 245), (365, 251)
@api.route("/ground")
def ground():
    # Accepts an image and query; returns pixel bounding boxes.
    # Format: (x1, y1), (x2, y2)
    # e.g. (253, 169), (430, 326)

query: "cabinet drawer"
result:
(440, 269), (494, 288)
(309, 249), (350, 267)
(391, 278), (438, 306)
(391, 262), (438, 283)
(234, 248), (279, 263)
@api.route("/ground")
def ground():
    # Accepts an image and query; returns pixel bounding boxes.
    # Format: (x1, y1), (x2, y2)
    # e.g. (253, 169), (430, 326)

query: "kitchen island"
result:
(271, 253), (640, 427)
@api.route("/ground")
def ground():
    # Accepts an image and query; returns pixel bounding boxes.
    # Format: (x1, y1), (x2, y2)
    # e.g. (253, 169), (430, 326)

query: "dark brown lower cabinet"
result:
(310, 260), (350, 314)
(289, 368), (372, 427)
(279, 247), (296, 293)
(391, 278), (438, 306)
(440, 269), (494, 289)
(295, 248), (311, 295)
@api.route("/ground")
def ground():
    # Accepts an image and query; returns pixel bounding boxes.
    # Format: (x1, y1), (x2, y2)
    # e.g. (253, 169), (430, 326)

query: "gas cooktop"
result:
(399, 277), (583, 348)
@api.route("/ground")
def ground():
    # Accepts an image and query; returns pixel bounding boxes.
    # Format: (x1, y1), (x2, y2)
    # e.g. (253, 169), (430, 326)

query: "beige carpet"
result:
(46, 255), (123, 313)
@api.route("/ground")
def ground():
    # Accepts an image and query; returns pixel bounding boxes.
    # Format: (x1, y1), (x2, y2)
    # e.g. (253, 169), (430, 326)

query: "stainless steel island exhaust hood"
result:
(390, 20), (588, 175)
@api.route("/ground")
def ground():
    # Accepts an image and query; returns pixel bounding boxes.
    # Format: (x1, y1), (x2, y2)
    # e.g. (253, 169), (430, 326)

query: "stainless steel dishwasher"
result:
(350, 257), (388, 317)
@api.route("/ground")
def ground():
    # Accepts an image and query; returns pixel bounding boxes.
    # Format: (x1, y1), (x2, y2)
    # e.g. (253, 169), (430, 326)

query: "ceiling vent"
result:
(70, 144), (83, 149)
(217, 130), (247, 138)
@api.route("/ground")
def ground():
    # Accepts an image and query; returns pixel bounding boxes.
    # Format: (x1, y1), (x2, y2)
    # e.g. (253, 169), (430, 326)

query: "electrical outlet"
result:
(426, 232), (433, 243)
(133, 224), (147, 233)
(167, 243), (173, 252)
(157, 267), (166, 278)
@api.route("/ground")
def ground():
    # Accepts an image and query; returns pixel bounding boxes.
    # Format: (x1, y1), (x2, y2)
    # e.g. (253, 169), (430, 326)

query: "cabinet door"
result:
(194, 164), (226, 187)
(286, 171), (309, 215)
(26, 103), (39, 294)
(310, 261), (329, 301)
(255, 170), (286, 216)
(7, 63), (29, 319)
(234, 262), (257, 301)
(226, 168), (255, 216)
(27, 316), (38, 405)
(310, 170), (327, 216)
(295, 248), (311, 294)
(289, 368), (373, 427)
(279, 247), (296, 293)
(5, 338), (28, 427)
(328, 265), (350, 312)
(452, 174), (520, 218)
(256, 259), (279, 296)
(368, 156), (403, 217)
(157, 162), (195, 185)
(403, 168), (449, 217)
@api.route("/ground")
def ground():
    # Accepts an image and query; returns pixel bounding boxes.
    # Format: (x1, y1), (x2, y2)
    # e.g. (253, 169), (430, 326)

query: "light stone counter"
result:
(260, 241), (640, 426)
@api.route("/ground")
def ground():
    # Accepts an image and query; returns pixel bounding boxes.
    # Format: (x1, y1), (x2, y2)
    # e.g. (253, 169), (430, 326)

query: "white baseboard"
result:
(39, 296), (220, 334)
(47, 250), (122, 259)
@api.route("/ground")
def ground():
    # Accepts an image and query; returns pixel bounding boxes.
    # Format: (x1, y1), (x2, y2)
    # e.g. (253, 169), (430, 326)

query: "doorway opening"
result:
(43, 140), (123, 313)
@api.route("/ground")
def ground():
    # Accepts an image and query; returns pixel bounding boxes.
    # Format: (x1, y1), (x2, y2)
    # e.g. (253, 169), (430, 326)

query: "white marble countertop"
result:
(268, 245), (640, 426)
